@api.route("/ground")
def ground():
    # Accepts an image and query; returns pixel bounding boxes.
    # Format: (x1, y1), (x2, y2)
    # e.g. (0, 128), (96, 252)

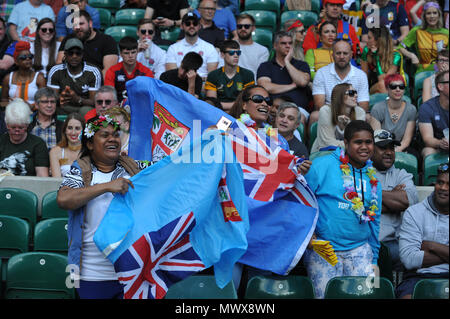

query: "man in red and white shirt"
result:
(105, 36), (154, 103)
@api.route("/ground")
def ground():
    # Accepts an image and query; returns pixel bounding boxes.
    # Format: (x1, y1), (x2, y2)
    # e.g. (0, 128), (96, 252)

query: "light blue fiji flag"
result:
(94, 131), (249, 299)
(124, 76), (235, 162)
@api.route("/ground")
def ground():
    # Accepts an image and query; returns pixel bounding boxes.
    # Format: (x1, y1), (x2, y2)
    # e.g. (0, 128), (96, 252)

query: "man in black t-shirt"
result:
(57, 10), (118, 78)
(145, 0), (190, 28)
(160, 52), (203, 97)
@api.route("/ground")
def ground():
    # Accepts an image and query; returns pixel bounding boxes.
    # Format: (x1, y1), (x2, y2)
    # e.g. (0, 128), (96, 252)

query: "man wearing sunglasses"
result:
(136, 19), (166, 79)
(55, 0), (100, 41)
(84, 86), (119, 122)
(397, 162), (448, 299)
(205, 40), (254, 112)
(165, 12), (219, 79)
(419, 70), (449, 158)
(372, 129), (419, 271)
(48, 38), (101, 116)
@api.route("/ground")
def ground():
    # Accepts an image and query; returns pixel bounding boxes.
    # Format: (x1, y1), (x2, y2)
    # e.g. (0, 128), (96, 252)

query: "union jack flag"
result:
(114, 212), (205, 299)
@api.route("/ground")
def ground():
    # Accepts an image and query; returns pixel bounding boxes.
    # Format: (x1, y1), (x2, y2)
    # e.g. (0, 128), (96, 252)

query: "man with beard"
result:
(371, 129), (419, 270)
(397, 163), (449, 299)
(57, 10), (118, 78)
(165, 12), (219, 80)
(48, 38), (102, 116)
(235, 13), (269, 80)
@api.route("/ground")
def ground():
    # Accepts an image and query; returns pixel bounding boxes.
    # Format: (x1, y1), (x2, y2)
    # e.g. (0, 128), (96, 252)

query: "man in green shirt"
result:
(205, 40), (254, 112)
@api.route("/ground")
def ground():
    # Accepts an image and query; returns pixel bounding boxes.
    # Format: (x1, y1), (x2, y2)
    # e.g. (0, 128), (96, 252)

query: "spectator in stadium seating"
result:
(57, 115), (152, 299)
(0, 98), (49, 176)
(304, 120), (381, 299)
(43, 0), (64, 17)
(305, 21), (337, 80)
(234, 13), (269, 79)
(303, 0), (361, 56)
(165, 12), (219, 79)
(7, 0), (55, 42)
(206, 1), (237, 40)
(205, 40), (254, 112)
(179, 0), (225, 47)
(270, 95), (307, 129)
(285, 0), (312, 11)
(28, 87), (64, 150)
(105, 36), (154, 103)
(84, 86), (120, 122)
(144, 0), (190, 28)
(397, 1), (448, 74)
(160, 52), (204, 97)
(287, 20), (306, 62)
(361, 26), (402, 94)
(56, 0), (100, 41)
(311, 83), (366, 153)
(370, 74), (418, 156)
(49, 112), (85, 177)
(48, 38), (102, 116)
(418, 70), (449, 158)
(396, 163), (449, 299)
(372, 129), (419, 270)
(136, 19), (166, 79)
(275, 102), (310, 158)
(311, 39), (369, 128)
(0, 17), (13, 84)
(423, 49), (449, 103)
(31, 18), (60, 79)
(257, 31), (311, 116)
(105, 107), (131, 156)
(0, 41), (46, 109)
(57, 10), (119, 78)
(218, 0), (240, 16)
(361, 0), (409, 46)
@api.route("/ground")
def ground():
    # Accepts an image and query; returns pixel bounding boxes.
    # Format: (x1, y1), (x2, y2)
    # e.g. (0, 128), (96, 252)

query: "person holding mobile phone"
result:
(144, 0), (190, 28)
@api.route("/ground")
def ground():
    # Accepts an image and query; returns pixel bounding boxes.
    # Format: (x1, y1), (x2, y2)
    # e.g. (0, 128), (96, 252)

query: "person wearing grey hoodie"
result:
(396, 164), (449, 299)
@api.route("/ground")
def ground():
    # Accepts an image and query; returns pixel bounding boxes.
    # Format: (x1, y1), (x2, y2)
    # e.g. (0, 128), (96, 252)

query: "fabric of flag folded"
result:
(311, 240), (338, 266)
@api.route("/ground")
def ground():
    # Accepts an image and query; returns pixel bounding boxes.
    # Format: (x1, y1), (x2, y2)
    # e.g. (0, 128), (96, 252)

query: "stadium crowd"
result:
(0, 0), (448, 299)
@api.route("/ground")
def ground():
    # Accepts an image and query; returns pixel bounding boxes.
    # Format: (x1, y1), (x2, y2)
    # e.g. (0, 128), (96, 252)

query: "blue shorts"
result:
(395, 271), (449, 298)
(77, 280), (124, 299)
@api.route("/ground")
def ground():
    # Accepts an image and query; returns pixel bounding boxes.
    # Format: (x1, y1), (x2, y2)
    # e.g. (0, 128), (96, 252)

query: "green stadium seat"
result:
(280, 11), (319, 28)
(88, 0), (121, 13)
(413, 71), (434, 103)
(160, 27), (181, 43)
(412, 279), (449, 299)
(34, 218), (68, 254)
(105, 26), (138, 42)
(395, 152), (419, 185)
(97, 8), (112, 31)
(41, 191), (68, 220)
(251, 28), (273, 50)
(311, 0), (321, 14)
(245, 0), (280, 16)
(310, 150), (333, 161)
(0, 188), (38, 230)
(188, 0), (200, 9)
(114, 9), (146, 26)
(369, 93), (388, 110)
(244, 275), (315, 299)
(165, 275), (237, 299)
(5, 252), (75, 299)
(423, 152), (450, 186)
(57, 115), (67, 122)
(241, 10), (277, 32)
(309, 121), (317, 151)
(378, 242), (394, 284)
(324, 276), (395, 299)
(297, 122), (304, 142)
(158, 44), (170, 51)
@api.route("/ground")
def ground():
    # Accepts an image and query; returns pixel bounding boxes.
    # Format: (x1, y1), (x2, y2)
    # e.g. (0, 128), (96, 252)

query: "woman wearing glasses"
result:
(305, 21), (337, 80)
(311, 83), (366, 153)
(0, 41), (46, 109)
(287, 20), (306, 62)
(31, 18), (60, 79)
(369, 74), (418, 157)
(361, 26), (402, 94)
(136, 19), (166, 79)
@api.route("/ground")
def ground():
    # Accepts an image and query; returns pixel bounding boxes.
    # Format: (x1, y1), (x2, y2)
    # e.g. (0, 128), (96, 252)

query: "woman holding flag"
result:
(57, 115), (151, 299)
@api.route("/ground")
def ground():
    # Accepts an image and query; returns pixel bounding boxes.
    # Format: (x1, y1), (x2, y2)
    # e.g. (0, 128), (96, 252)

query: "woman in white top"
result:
(49, 113), (85, 177)
(0, 41), (46, 109)
(311, 83), (366, 153)
(31, 18), (61, 79)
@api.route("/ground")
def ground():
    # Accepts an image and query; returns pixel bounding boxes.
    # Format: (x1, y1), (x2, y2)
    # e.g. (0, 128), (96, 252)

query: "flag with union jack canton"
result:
(94, 131), (249, 299)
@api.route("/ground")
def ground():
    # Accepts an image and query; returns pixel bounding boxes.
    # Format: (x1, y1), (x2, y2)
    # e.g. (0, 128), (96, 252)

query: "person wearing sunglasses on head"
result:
(84, 86), (119, 123)
(397, 162), (449, 299)
(205, 40), (254, 112)
(287, 20), (306, 62)
(165, 12), (219, 80)
(1, 41), (46, 109)
(105, 36), (154, 104)
(311, 83), (366, 153)
(48, 38), (102, 117)
(136, 19), (166, 79)
(369, 74), (418, 159)
(418, 69), (449, 158)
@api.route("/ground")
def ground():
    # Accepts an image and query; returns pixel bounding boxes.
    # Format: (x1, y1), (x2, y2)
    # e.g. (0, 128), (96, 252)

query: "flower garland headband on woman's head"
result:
(84, 115), (121, 138)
